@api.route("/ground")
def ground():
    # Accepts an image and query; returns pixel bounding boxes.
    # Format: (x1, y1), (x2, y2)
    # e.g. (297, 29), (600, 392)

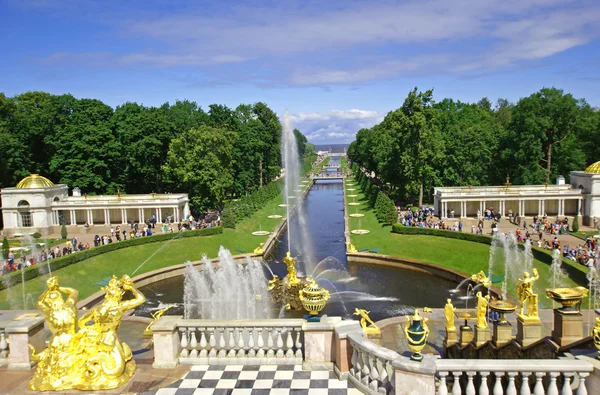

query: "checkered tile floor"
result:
(141, 365), (360, 395)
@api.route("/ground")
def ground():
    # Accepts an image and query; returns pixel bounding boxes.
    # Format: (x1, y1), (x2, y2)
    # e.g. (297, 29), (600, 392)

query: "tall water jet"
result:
(183, 246), (271, 319)
(280, 111), (314, 273)
(550, 248), (566, 290)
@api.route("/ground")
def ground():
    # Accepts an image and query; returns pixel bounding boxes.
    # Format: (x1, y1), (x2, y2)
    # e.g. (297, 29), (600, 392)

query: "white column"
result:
(155, 207), (159, 222)
(500, 200), (505, 217)
(174, 206), (180, 222)
(558, 199), (563, 216)
(87, 209), (93, 225)
(184, 201), (190, 218)
(518, 200), (523, 217)
(441, 202), (446, 218)
(158, 208), (162, 223)
(577, 199), (582, 216)
(122, 208), (128, 224)
(138, 208), (143, 223)
(460, 201), (464, 218)
(104, 209), (109, 225)
(541, 200), (545, 216)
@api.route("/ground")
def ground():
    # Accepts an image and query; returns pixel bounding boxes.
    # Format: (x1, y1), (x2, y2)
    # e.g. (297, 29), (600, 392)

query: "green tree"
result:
(163, 125), (235, 211)
(572, 216), (579, 233)
(61, 223), (68, 240)
(293, 129), (307, 157)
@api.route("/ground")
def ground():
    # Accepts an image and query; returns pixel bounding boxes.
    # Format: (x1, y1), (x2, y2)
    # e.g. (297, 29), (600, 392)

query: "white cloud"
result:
(288, 109), (385, 143)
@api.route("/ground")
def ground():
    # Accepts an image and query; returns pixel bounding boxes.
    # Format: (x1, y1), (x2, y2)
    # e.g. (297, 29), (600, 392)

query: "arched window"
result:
(17, 200), (33, 227)
(53, 196), (60, 202)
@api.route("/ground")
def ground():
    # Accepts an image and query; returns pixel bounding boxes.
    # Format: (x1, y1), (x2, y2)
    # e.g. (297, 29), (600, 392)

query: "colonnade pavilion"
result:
(0, 174), (189, 237)
(434, 161), (600, 225)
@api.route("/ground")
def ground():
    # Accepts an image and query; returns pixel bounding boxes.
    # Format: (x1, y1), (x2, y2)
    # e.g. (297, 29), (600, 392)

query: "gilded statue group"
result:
(29, 275), (146, 391)
(445, 268), (541, 332)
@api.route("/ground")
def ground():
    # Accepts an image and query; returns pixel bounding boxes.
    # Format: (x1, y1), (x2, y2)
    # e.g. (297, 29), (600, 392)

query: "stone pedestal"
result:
(303, 316), (341, 370)
(460, 325), (473, 347)
(493, 322), (513, 347)
(445, 329), (458, 347)
(516, 315), (542, 347)
(474, 326), (492, 347)
(552, 310), (584, 347)
(5, 316), (46, 369)
(152, 315), (182, 369)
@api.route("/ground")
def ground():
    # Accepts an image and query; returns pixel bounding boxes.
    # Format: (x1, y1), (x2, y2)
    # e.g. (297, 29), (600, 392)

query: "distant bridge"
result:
(310, 173), (346, 180)
(327, 153), (346, 157)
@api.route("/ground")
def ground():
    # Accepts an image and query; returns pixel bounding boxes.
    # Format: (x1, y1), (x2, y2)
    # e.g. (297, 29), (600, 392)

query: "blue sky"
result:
(1, 0), (599, 144)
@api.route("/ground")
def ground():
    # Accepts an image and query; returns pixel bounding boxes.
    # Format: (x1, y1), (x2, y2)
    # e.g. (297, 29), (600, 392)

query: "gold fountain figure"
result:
(354, 308), (380, 336)
(144, 305), (174, 336)
(283, 251), (300, 287)
(517, 268), (540, 321)
(470, 271), (491, 288)
(476, 292), (490, 329)
(444, 298), (456, 332)
(29, 275), (146, 391)
(592, 316), (600, 360)
(253, 243), (265, 255)
(346, 241), (357, 253)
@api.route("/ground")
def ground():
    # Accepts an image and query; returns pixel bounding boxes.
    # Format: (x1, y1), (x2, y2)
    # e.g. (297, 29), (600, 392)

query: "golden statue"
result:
(253, 243), (265, 255)
(346, 242), (357, 253)
(29, 275), (146, 391)
(444, 299), (456, 332)
(144, 305), (174, 336)
(517, 268), (540, 320)
(470, 271), (491, 288)
(475, 292), (490, 329)
(283, 251), (300, 286)
(353, 308), (380, 336)
(592, 316), (600, 360)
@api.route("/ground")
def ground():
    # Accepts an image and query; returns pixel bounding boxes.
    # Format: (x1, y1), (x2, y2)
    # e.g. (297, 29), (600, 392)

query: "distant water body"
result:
(314, 144), (349, 154)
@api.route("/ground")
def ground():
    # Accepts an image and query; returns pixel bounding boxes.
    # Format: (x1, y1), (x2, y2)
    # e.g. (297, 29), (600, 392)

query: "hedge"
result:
(0, 226), (223, 291)
(391, 223), (588, 285)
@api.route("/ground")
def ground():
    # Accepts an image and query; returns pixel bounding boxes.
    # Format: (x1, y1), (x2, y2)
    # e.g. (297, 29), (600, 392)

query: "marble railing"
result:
(173, 319), (305, 365)
(436, 359), (594, 395)
(347, 332), (399, 395)
(0, 332), (8, 365)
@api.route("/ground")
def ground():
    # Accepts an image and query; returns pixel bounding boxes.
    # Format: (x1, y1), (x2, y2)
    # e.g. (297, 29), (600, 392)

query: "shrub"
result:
(1, 237), (8, 260)
(32, 232), (42, 240)
(0, 226), (223, 291)
(61, 223), (68, 240)
(221, 207), (237, 229)
(572, 216), (579, 233)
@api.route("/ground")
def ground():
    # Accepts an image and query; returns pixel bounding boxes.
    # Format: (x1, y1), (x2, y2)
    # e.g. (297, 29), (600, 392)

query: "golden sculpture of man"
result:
(354, 308), (378, 329)
(517, 268), (539, 318)
(444, 299), (456, 332)
(283, 251), (300, 286)
(476, 292), (490, 329)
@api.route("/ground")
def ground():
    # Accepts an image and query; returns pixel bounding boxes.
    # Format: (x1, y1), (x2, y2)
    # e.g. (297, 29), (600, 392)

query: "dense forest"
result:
(348, 87), (600, 206)
(0, 92), (311, 212)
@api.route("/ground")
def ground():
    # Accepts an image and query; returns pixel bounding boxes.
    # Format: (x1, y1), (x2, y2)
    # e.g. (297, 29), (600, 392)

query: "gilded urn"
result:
(403, 309), (430, 362)
(546, 287), (589, 314)
(299, 279), (330, 322)
(489, 300), (517, 325)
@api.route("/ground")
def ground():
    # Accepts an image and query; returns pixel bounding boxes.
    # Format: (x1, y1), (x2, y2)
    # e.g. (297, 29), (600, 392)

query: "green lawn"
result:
(571, 230), (599, 240)
(346, 176), (588, 307)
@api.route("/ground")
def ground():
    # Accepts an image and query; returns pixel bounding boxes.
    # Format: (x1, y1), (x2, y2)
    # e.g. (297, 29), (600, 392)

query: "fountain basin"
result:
(278, 204), (289, 207)
(347, 195), (358, 198)
(351, 229), (370, 235)
(347, 188), (356, 191)
(546, 287), (589, 314)
(252, 231), (271, 236)
(349, 214), (365, 218)
(268, 215), (283, 219)
(348, 203), (361, 206)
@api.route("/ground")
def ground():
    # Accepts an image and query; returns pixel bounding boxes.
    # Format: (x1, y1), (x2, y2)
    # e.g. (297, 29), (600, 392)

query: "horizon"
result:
(2, 0), (599, 144)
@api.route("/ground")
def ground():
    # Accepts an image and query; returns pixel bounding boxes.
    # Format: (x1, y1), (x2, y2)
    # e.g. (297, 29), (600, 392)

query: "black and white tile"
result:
(141, 365), (361, 395)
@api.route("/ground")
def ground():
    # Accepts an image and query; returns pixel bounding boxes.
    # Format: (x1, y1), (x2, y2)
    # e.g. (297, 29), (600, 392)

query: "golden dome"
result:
(15, 174), (55, 189)
(584, 161), (600, 174)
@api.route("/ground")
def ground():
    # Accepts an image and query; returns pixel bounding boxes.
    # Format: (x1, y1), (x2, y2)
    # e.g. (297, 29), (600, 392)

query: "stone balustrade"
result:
(152, 317), (305, 368)
(435, 359), (593, 395)
(347, 332), (400, 394)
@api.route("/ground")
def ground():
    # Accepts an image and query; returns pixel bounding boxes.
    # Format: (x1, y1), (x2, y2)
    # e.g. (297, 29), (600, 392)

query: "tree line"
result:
(0, 91), (311, 212)
(348, 87), (600, 206)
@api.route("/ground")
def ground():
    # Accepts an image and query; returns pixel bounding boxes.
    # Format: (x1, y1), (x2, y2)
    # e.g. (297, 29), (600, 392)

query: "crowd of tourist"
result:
(1, 213), (222, 276)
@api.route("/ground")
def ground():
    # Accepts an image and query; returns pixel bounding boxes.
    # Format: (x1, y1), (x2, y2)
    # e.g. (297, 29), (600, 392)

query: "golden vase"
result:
(299, 279), (330, 322)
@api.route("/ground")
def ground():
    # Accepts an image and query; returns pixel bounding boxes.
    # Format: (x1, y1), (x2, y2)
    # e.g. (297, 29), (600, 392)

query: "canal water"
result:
(137, 155), (455, 321)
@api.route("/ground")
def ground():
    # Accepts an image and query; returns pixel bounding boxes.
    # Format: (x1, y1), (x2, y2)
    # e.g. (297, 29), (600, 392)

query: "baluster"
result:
(452, 371), (463, 395)
(294, 328), (302, 359)
(0, 333), (8, 359)
(492, 372), (504, 395)
(237, 328), (246, 357)
(351, 346), (359, 377)
(256, 328), (265, 358)
(369, 355), (380, 392)
(438, 372), (449, 395)
(361, 351), (370, 386)
(576, 372), (588, 395)
(199, 328), (208, 357)
(189, 328), (198, 358)
(520, 372), (532, 395)
(387, 360), (395, 389)
(179, 328), (189, 358)
(506, 372), (518, 395)
(208, 329), (217, 358)
(227, 328), (237, 357)
(218, 328), (227, 357)
(562, 372), (574, 395)
(465, 371), (476, 395)
(547, 372), (560, 395)
(533, 372), (546, 395)
(285, 329), (294, 358)
(379, 358), (388, 388)
(479, 371), (490, 395)
(275, 329), (284, 358)
(266, 328), (275, 358)
(248, 328), (256, 358)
